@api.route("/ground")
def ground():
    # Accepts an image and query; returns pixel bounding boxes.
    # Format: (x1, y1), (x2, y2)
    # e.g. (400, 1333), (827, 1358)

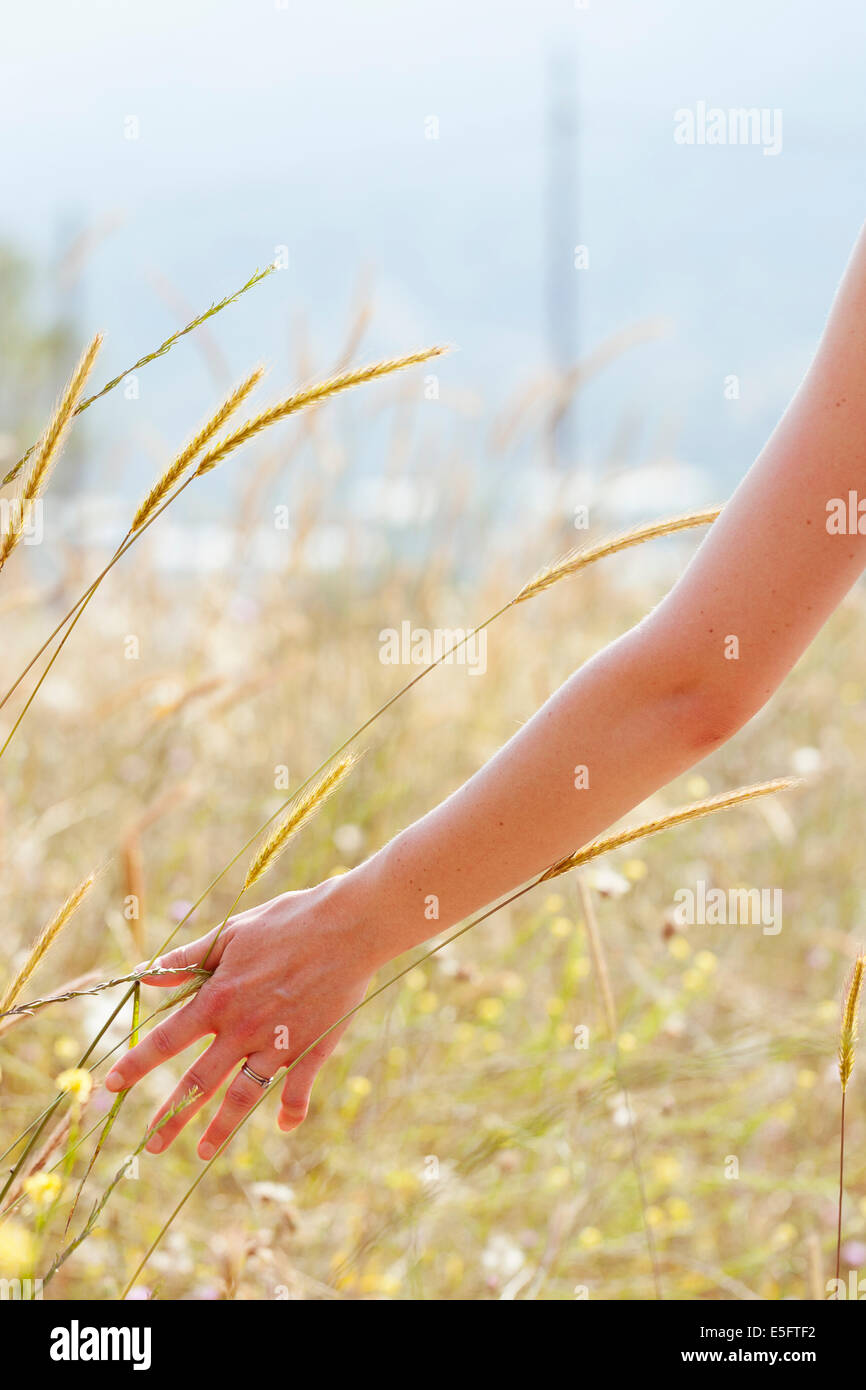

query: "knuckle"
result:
(202, 978), (233, 1017)
(281, 1099), (308, 1124)
(184, 1070), (210, 1100)
(225, 1079), (251, 1108)
(151, 1026), (174, 1058)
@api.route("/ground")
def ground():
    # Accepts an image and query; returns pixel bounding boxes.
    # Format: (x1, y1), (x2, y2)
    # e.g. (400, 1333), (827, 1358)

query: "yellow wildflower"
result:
(56, 1068), (92, 1101)
(23, 1172), (62, 1208)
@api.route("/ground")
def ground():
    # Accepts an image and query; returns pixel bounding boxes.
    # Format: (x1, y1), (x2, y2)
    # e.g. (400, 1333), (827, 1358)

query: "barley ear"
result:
(0, 873), (97, 1015)
(195, 347), (449, 477)
(540, 779), (800, 882)
(839, 956), (864, 1092)
(2, 263), (275, 489)
(244, 752), (361, 890)
(131, 366), (265, 531)
(0, 335), (102, 569)
(513, 507), (722, 605)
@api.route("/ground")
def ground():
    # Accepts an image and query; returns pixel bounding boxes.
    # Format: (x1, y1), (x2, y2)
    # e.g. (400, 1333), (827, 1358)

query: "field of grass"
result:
(1, 315), (865, 1302)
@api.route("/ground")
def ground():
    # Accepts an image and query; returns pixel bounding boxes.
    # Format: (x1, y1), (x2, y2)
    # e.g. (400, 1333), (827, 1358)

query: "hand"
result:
(104, 874), (374, 1160)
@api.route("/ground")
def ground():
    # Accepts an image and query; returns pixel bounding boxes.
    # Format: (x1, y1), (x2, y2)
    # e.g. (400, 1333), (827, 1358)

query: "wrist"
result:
(316, 858), (396, 975)
(321, 836), (432, 974)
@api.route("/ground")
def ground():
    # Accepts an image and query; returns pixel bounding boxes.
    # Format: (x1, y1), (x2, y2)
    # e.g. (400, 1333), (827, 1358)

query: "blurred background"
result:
(2, 0), (865, 533)
(2, 0), (866, 1302)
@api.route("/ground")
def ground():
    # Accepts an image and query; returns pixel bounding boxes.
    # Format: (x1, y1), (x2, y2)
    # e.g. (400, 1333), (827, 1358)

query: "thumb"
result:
(134, 926), (228, 986)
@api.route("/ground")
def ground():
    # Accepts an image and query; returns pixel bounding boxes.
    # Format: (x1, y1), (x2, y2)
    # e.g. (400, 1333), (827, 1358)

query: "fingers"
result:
(277, 1052), (321, 1133)
(197, 1048), (283, 1161)
(276, 1023), (349, 1132)
(104, 995), (209, 1093)
(144, 1039), (238, 1154)
(134, 927), (228, 987)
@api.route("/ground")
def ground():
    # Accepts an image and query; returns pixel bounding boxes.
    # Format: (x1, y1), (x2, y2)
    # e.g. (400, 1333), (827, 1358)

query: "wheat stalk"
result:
(194, 347), (449, 476)
(64, 983), (144, 1234)
(0, 966), (210, 1021)
(44, 1092), (198, 1284)
(1, 368), (265, 716)
(0, 873), (96, 1016)
(2, 264), (275, 488)
(131, 367), (264, 531)
(245, 752), (362, 890)
(0, 969), (102, 1039)
(836, 954), (864, 1282)
(576, 871), (617, 1037)
(1, 760), (362, 1022)
(0, 348), (447, 761)
(541, 780), (798, 880)
(0, 335), (102, 570)
(838, 957), (863, 1093)
(576, 870), (660, 1297)
(1, 1109), (120, 1222)
(514, 507), (723, 604)
(0, 1108), (78, 1215)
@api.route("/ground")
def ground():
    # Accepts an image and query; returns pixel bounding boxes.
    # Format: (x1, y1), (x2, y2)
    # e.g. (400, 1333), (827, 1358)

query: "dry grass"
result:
(2, 536), (864, 1299)
(542, 780), (799, 879)
(0, 335), (101, 569)
(0, 874), (97, 1016)
(836, 955), (864, 1280)
(1, 301), (865, 1302)
(194, 347), (448, 475)
(244, 753), (361, 891)
(131, 368), (265, 532)
(514, 507), (722, 604)
(839, 958), (863, 1094)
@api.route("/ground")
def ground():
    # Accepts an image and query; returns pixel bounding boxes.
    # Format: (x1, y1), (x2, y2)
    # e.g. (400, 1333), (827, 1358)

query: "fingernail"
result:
(146, 1134), (164, 1154)
(199, 1141), (215, 1161)
(105, 1071), (124, 1092)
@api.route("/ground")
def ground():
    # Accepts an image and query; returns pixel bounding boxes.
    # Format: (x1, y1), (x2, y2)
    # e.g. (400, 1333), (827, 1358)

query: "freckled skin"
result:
(107, 219), (866, 1155)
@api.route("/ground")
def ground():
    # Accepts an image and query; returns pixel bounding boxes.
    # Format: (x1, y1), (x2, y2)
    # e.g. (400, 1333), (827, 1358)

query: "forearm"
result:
(340, 626), (718, 967)
(338, 219), (866, 972)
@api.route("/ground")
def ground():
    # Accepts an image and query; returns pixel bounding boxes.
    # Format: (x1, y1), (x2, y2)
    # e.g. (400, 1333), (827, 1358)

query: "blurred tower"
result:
(545, 46), (580, 470)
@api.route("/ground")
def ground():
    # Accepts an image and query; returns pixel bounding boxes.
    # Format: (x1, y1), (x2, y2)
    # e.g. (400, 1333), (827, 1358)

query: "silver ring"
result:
(241, 1062), (271, 1088)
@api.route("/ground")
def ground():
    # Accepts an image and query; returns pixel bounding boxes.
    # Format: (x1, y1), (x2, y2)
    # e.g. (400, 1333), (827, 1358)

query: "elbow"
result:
(616, 622), (770, 757)
(669, 683), (760, 754)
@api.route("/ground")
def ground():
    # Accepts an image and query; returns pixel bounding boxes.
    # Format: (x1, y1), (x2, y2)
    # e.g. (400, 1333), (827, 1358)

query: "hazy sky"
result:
(1, 0), (864, 499)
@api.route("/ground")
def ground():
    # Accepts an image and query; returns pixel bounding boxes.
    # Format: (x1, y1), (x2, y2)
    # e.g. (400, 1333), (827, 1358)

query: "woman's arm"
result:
(106, 221), (866, 1159)
(361, 220), (866, 959)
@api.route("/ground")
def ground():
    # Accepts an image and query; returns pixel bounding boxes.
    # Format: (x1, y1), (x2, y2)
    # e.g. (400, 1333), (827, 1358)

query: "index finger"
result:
(104, 996), (209, 1093)
(135, 925), (227, 987)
